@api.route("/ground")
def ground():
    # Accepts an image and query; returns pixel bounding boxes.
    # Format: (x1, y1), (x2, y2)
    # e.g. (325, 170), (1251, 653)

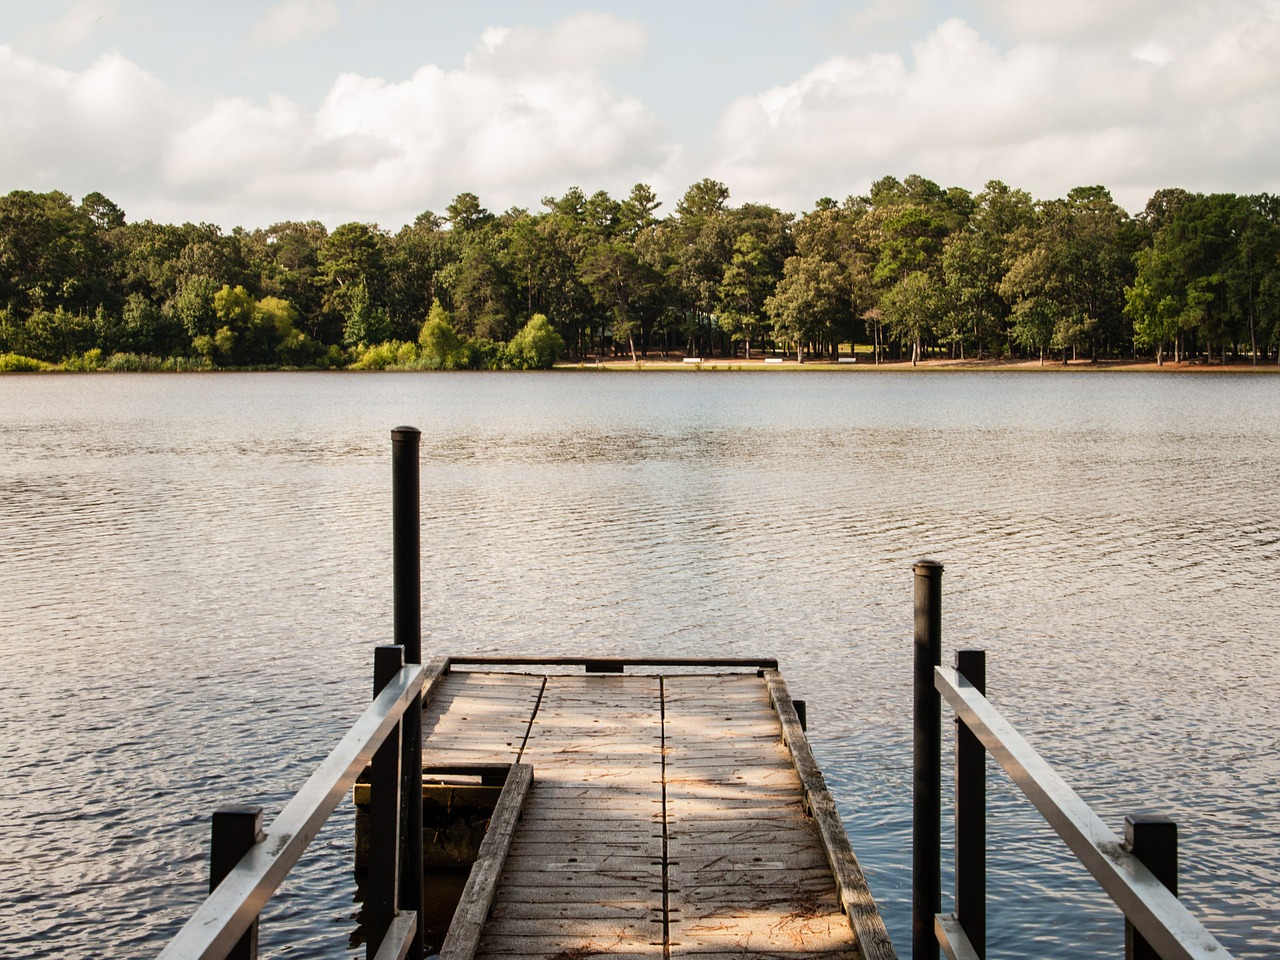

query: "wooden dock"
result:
(420, 658), (896, 960)
(154, 442), (1234, 960)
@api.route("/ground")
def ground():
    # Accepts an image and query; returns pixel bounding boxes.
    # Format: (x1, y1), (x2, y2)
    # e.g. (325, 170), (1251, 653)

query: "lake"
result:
(0, 369), (1276, 959)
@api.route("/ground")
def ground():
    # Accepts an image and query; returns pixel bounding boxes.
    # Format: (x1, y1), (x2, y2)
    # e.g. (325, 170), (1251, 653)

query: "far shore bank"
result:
(6, 356), (1280, 375)
(557, 356), (1280, 373)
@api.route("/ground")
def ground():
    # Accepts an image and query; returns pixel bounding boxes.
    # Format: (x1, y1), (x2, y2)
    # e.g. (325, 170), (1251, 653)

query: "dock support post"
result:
(392, 426), (422, 664)
(210, 805), (264, 960)
(954, 649), (986, 958)
(391, 426), (424, 960)
(1124, 815), (1177, 960)
(913, 559), (943, 960)
(367, 645), (405, 959)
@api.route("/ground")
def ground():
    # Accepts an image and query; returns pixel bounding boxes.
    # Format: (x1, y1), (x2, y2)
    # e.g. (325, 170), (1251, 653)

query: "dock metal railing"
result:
(912, 560), (1233, 960)
(157, 653), (438, 960)
(158, 427), (432, 960)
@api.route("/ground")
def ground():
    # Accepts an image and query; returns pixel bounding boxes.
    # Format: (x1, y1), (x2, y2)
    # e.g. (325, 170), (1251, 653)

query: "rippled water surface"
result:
(1, 370), (1277, 959)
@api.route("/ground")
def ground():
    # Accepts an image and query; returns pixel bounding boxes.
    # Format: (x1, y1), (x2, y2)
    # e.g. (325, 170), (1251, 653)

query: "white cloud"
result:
(0, 45), (179, 192)
(245, 0), (339, 49)
(0, 13), (676, 228)
(5, 6), (1280, 228)
(157, 13), (675, 225)
(1131, 41), (1172, 67)
(706, 10), (1280, 212)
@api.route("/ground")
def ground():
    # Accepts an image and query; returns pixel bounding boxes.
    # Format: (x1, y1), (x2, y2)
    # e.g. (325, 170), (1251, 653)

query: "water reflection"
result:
(0, 371), (1276, 958)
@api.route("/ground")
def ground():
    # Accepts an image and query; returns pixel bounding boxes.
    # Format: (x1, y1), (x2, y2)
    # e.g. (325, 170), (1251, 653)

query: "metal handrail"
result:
(157, 660), (428, 960)
(159, 426), (433, 960)
(911, 560), (1233, 960)
(936, 664), (1231, 960)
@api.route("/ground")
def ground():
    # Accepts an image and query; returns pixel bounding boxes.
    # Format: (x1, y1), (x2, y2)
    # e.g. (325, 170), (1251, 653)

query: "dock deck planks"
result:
(422, 664), (894, 960)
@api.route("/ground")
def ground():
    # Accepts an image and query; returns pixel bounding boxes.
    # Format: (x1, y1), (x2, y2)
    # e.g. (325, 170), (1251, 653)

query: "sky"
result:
(2, 0), (1279, 230)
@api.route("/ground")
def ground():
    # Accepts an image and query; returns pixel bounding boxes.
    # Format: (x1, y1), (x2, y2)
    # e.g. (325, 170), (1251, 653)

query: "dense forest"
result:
(1, 175), (1278, 371)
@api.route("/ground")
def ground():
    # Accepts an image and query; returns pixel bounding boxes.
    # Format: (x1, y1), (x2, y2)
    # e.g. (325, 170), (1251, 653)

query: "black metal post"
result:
(210, 805), (264, 960)
(913, 559), (943, 960)
(954, 649), (986, 958)
(391, 426), (421, 664)
(367, 645), (405, 959)
(1125, 814), (1178, 960)
(390, 426), (424, 960)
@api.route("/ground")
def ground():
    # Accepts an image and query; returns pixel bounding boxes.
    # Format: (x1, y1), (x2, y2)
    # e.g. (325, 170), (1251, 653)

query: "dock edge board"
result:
(764, 668), (898, 960)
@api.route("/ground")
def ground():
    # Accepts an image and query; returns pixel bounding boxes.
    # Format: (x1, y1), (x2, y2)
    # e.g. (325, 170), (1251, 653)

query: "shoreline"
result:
(5, 357), (1280, 375)
(556, 356), (1280, 373)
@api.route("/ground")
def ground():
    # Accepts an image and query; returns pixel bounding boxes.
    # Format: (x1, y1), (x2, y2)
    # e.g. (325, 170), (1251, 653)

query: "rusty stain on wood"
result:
(416, 662), (896, 960)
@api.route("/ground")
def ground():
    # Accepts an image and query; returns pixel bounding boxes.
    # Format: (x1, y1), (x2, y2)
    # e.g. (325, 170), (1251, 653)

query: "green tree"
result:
(249, 221), (328, 339)
(169, 274), (221, 341)
(260, 297), (319, 366)
(790, 198), (872, 359)
(203, 284), (307, 365)
(446, 192), (494, 233)
(113, 220), (188, 310)
(881, 270), (943, 364)
(389, 211), (454, 340)
(1125, 242), (1214, 364)
(0, 190), (112, 320)
(1000, 246), (1057, 362)
(521, 190), (600, 356)
(79, 191), (126, 231)
(579, 238), (660, 362)
(1127, 191), (1280, 363)
(717, 233), (774, 358)
(317, 222), (390, 338)
(417, 301), (462, 368)
(998, 186), (1133, 362)
(662, 179), (735, 356)
(505, 313), (564, 369)
(22, 306), (95, 361)
(117, 291), (183, 356)
(618, 183), (662, 236)
(441, 241), (515, 341)
(941, 181), (1036, 358)
(213, 283), (256, 329)
(341, 281), (392, 347)
(873, 205), (948, 285)
(765, 255), (844, 361)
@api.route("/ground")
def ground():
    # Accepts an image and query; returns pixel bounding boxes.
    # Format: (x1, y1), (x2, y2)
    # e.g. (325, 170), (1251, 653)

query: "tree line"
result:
(2, 175), (1278, 371)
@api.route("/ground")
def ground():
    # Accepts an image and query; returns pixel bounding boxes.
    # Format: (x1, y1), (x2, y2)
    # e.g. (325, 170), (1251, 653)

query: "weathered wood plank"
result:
(469, 673), (666, 960)
(438, 763), (533, 960)
(675, 891), (843, 915)
(765, 669), (895, 960)
(671, 913), (856, 941)
(496, 860), (665, 885)
(447, 656), (777, 670)
(509, 830), (661, 846)
(419, 665), (893, 960)
(511, 812), (662, 827)
(477, 917), (660, 938)
(493, 876), (662, 894)
(477, 937), (661, 956)
(672, 951), (861, 960)
(663, 673), (869, 960)
(671, 883), (853, 905)
(488, 900), (660, 921)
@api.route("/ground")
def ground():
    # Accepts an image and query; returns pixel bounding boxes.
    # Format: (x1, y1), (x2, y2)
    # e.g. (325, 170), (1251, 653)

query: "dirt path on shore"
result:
(560, 356), (1280, 372)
